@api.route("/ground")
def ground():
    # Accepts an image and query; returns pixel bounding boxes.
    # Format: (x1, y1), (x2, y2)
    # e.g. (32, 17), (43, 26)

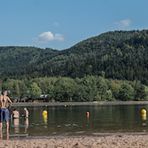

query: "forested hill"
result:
(0, 30), (148, 84)
(0, 46), (59, 77)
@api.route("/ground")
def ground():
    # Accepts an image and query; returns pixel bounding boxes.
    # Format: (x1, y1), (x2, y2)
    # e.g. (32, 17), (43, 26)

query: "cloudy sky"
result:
(0, 0), (148, 49)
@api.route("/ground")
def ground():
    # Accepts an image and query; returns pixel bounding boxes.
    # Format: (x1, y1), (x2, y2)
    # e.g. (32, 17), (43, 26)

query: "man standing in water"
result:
(0, 90), (12, 132)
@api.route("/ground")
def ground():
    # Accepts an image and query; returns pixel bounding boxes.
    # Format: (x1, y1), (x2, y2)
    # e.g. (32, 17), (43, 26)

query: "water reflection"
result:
(24, 118), (29, 133)
(0, 129), (2, 139)
(13, 118), (20, 133)
(0, 129), (9, 140)
(141, 114), (147, 127)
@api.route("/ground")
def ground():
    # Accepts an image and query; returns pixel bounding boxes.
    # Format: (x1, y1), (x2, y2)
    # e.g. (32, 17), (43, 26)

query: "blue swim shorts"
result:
(0, 108), (10, 122)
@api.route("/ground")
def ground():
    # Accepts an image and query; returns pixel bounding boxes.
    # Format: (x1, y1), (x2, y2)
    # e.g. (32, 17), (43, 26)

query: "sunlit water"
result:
(1, 104), (148, 138)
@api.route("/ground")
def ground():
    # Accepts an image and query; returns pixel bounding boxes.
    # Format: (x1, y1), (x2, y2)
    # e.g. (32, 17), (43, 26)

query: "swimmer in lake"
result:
(11, 109), (20, 134)
(0, 90), (12, 132)
(23, 108), (29, 118)
(12, 108), (20, 119)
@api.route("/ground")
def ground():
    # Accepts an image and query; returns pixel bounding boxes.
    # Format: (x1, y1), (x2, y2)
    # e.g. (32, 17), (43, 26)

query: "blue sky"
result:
(0, 0), (148, 50)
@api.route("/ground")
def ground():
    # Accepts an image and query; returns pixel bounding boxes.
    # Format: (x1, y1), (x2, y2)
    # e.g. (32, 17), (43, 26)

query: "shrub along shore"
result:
(1, 75), (148, 102)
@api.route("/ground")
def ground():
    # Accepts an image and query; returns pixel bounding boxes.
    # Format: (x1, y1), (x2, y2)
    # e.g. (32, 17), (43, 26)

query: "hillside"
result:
(0, 30), (148, 84)
(0, 46), (59, 78)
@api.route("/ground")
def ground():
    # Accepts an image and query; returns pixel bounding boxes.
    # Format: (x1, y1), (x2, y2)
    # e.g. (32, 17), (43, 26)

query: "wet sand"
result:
(1, 134), (148, 148)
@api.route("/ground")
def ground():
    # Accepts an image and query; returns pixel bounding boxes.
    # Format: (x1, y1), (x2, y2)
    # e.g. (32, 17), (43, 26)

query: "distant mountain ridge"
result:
(0, 30), (148, 84)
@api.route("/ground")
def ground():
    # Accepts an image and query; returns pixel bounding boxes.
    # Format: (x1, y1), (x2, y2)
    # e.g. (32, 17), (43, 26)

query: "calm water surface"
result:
(5, 105), (148, 137)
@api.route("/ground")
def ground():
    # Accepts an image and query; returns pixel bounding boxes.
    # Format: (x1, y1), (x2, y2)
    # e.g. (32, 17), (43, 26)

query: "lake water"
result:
(3, 104), (148, 137)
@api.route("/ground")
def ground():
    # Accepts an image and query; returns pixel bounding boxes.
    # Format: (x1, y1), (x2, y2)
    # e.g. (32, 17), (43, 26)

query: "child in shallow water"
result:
(12, 108), (20, 119)
(23, 108), (29, 118)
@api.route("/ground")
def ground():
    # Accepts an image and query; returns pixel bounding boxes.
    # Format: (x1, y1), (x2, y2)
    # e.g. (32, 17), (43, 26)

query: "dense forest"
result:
(0, 30), (148, 84)
(0, 30), (148, 101)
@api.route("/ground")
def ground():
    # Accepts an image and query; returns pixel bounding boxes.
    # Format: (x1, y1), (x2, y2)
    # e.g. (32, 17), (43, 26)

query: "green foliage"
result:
(54, 77), (77, 102)
(133, 81), (148, 100)
(1, 76), (148, 102)
(81, 76), (98, 101)
(29, 82), (42, 99)
(109, 80), (120, 100)
(118, 83), (135, 101)
(96, 77), (108, 100)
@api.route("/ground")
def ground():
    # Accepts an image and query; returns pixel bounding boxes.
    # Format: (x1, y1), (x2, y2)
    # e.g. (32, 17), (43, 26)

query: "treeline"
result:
(1, 76), (148, 102)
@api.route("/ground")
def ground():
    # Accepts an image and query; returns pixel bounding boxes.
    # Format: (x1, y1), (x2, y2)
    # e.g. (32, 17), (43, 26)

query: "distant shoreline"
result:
(12, 101), (148, 107)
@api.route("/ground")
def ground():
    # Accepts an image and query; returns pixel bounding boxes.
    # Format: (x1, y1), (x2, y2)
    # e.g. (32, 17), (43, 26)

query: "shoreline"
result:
(8, 132), (148, 139)
(12, 101), (148, 107)
(1, 134), (148, 147)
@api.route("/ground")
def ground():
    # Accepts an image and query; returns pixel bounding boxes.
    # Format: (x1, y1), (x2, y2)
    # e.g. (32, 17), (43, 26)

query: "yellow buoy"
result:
(42, 110), (48, 116)
(140, 109), (147, 121)
(141, 109), (147, 115)
(42, 110), (48, 124)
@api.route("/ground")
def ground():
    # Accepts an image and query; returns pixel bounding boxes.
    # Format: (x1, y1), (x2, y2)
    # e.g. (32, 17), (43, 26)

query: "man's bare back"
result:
(0, 95), (12, 108)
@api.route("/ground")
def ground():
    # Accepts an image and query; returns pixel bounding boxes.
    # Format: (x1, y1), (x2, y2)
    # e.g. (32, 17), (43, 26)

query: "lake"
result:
(4, 104), (148, 137)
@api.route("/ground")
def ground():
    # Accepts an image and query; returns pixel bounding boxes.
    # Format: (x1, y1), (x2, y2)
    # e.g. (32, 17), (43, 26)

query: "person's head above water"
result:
(2, 90), (8, 96)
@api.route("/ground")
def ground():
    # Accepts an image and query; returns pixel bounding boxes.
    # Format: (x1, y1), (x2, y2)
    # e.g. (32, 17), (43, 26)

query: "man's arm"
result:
(7, 97), (12, 104)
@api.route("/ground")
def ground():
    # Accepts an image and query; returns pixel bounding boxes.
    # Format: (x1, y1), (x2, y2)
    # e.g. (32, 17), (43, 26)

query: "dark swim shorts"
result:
(0, 108), (10, 122)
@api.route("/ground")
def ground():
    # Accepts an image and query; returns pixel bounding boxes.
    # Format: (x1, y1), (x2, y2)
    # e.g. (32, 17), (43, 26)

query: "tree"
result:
(134, 81), (147, 100)
(81, 76), (98, 101)
(54, 77), (77, 102)
(29, 82), (42, 99)
(105, 90), (114, 101)
(118, 83), (135, 101)
(96, 77), (108, 101)
(109, 80), (121, 100)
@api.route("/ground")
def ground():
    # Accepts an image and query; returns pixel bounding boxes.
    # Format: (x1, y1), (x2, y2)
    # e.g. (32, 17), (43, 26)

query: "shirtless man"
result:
(0, 90), (12, 131)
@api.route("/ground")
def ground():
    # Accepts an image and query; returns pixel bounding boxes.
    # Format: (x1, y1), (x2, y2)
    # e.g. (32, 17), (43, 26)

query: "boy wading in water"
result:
(0, 90), (12, 138)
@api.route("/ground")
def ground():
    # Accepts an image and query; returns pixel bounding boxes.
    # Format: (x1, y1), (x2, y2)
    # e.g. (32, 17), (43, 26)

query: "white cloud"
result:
(38, 32), (54, 42)
(38, 31), (64, 42)
(115, 19), (132, 28)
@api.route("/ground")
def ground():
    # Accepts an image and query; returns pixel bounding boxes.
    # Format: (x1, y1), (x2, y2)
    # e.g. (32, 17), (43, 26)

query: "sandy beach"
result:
(1, 134), (148, 148)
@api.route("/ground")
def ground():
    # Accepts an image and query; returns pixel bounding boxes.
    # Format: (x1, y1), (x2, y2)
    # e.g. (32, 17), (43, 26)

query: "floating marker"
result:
(141, 109), (147, 116)
(140, 108), (147, 121)
(42, 110), (48, 124)
(42, 110), (48, 116)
